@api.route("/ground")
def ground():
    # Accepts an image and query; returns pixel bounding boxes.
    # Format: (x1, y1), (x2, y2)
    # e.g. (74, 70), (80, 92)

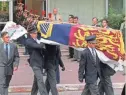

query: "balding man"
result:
(50, 8), (62, 22)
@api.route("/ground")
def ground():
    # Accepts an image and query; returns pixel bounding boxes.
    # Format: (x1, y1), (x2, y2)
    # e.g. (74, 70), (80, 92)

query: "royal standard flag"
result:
(37, 21), (125, 61)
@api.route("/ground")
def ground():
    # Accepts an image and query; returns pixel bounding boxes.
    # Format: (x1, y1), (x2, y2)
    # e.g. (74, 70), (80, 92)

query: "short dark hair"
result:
(69, 14), (74, 18)
(1, 32), (8, 37)
(92, 17), (98, 21)
(102, 19), (108, 23)
(74, 16), (78, 19)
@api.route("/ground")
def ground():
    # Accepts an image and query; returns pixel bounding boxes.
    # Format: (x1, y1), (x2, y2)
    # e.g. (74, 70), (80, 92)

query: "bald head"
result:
(53, 8), (58, 15)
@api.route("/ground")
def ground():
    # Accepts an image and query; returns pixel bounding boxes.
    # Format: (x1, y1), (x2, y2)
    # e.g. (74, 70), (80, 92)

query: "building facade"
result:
(0, 0), (125, 26)
(26, 0), (126, 24)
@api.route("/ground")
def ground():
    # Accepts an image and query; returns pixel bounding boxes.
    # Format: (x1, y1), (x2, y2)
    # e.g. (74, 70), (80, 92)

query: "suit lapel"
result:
(1, 43), (8, 61)
(96, 53), (100, 64)
(9, 43), (13, 59)
(31, 38), (37, 43)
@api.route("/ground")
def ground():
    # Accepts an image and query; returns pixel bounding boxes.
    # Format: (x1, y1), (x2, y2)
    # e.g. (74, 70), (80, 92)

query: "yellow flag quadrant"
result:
(37, 21), (53, 38)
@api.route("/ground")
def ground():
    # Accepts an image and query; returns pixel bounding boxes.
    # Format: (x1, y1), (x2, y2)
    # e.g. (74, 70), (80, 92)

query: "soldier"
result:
(26, 25), (48, 95)
(78, 35), (101, 95)
(44, 44), (65, 95)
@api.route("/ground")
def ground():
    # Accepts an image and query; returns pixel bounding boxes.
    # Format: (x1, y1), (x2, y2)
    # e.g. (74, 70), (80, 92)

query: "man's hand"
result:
(40, 42), (44, 48)
(13, 67), (18, 71)
(62, 66), (65, 71)
(79, 78), (83, 83)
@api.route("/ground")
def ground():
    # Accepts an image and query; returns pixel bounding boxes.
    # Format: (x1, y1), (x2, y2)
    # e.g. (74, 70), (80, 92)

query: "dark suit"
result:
(78, 48), (101, 95)
(0, 42), (19, 95)
(26, 38), (48, 95)
(69, 47), (74, 58)
(55, 46), (64, 84)
(98, 62), (116, 95)
(31, 45), (64, 95)
(44, 45), (63, 95)
(121, 83), (125, 95)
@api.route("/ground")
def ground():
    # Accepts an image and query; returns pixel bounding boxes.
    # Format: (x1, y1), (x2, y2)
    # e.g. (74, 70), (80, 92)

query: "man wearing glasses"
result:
(0, 32), (19, 95)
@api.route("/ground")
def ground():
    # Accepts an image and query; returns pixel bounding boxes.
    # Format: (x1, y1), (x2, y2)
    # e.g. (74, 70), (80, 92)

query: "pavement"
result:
(7, 46), (125, 94)
(8, 89), (123, 95)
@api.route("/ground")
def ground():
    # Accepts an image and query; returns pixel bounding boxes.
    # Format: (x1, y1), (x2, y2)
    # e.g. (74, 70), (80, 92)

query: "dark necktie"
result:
(6, 44), (8, 59)
(92, 48), (96, 63)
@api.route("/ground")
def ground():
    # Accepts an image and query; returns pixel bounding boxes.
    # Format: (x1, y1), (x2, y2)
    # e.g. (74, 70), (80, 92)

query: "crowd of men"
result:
(0, 2), (125, 95)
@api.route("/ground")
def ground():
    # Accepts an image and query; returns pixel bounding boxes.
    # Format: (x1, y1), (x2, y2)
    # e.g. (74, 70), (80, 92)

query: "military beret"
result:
(85, 35), (96, 43)
(27, 25), (37, 33)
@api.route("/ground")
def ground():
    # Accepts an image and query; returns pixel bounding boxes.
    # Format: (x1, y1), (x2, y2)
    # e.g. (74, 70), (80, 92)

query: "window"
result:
(0, 1), (9, 22)
(108, 0), (123, 13)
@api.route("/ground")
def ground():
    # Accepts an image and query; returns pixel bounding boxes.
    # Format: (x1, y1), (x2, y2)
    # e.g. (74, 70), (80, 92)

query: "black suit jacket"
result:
(26, 38), (44, 67)
(100, 62), (116, 77)
(78, 48), (101, 84)
(55, 46), (64, 68)
(44, 44), (64, 69)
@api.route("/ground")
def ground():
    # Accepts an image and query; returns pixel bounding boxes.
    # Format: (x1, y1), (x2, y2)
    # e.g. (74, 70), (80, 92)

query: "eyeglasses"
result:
(5, 36), (10, 38)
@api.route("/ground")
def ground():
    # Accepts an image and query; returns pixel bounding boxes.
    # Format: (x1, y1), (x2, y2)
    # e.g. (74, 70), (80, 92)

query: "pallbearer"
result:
(78, 35), (101, 95)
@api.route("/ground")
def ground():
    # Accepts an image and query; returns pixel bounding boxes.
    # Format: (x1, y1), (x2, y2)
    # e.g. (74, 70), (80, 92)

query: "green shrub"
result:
(100, 7), (124, 30)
